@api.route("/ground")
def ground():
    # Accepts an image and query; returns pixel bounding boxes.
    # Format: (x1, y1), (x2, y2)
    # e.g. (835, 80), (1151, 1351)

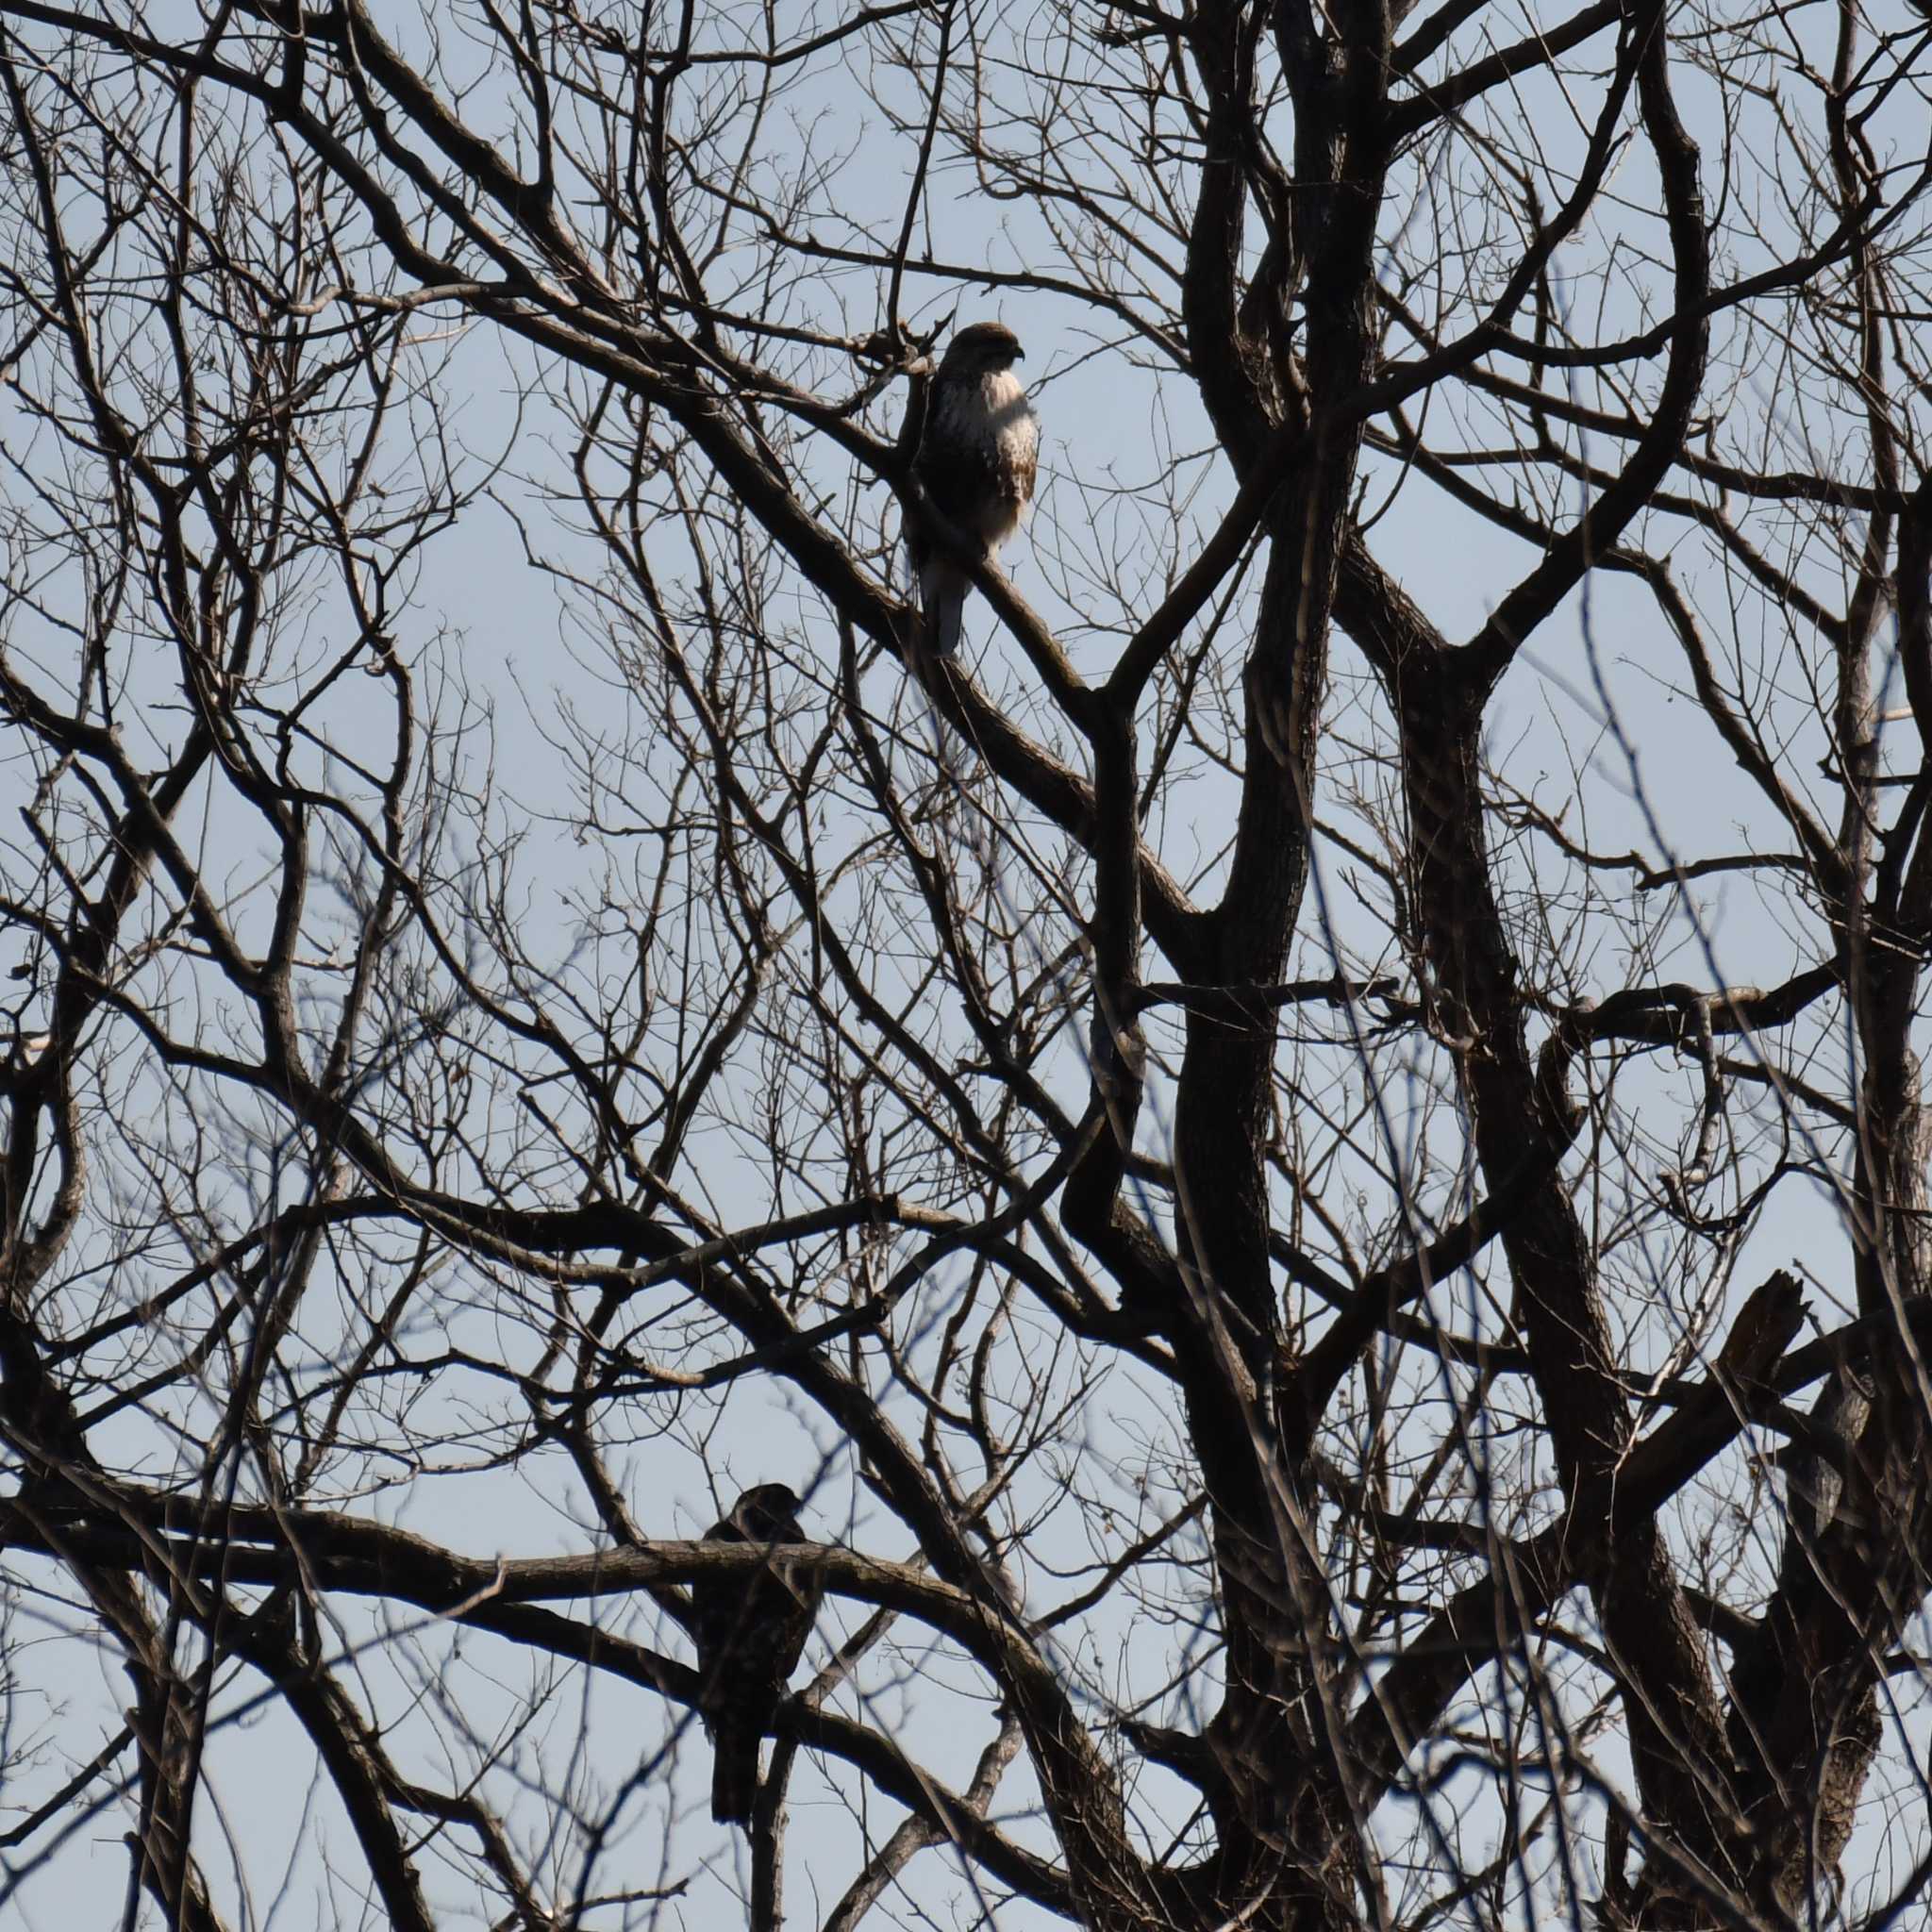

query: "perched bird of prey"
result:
(690, 1483), (821, 1826)
(908, 321), (1040, 656)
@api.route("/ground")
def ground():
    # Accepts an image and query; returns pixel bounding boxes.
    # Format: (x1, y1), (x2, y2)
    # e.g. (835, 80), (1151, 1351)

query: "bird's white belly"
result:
(935, 372), (1039, 548)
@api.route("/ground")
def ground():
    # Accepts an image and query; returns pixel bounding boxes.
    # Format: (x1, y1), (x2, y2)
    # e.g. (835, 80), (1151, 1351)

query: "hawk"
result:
(689, 1483), (821, 1826)
(908, 321), (1040, 656)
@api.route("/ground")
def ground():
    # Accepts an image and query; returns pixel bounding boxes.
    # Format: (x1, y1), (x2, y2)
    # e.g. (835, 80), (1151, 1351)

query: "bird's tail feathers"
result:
(710, 1712), (759, 1825)
(919, 557), (968, 657)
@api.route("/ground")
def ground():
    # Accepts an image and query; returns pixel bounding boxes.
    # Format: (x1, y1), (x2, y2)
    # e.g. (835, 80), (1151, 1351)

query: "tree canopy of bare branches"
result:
(0, 1), (1930, 1928)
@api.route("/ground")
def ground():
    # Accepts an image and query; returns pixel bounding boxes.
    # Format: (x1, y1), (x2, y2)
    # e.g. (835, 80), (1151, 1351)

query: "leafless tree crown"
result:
(0, 2), (1928, 1928)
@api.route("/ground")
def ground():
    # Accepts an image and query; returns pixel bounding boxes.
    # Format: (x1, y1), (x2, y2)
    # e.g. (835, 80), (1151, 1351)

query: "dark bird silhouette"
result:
(908, 321), (1039, 656)
(690, 1483), (821, 1826)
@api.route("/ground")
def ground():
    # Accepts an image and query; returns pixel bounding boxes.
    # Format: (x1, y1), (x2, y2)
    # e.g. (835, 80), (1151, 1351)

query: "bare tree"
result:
(0, 2), (1928, 1928)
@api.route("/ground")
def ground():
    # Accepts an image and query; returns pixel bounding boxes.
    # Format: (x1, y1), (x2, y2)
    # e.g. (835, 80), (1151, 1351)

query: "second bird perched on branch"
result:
(907, 321), (1040, 658)
(690, 1483), (822, 1826)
